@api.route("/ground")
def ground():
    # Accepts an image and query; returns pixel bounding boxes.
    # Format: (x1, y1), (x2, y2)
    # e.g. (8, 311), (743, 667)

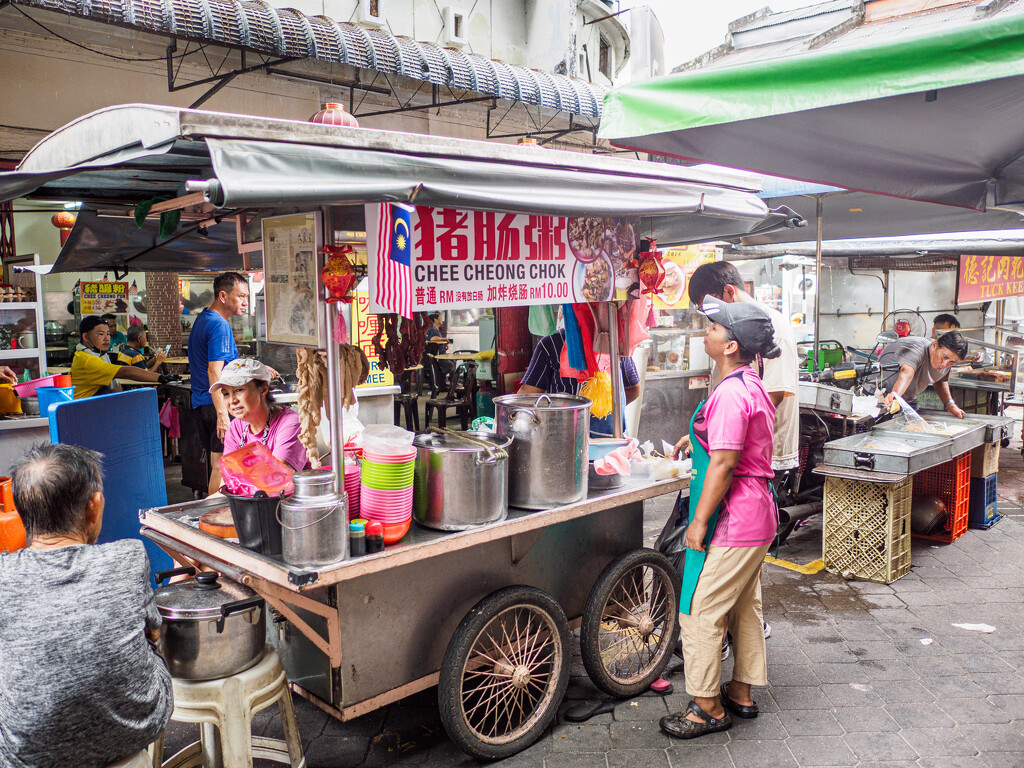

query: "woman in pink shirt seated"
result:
(660, 298), (780, 741)
(210, 358), (311, 472)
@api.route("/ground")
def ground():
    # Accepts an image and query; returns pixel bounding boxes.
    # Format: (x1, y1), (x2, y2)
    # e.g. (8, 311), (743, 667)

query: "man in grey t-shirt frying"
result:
(877, 332), (970, 417)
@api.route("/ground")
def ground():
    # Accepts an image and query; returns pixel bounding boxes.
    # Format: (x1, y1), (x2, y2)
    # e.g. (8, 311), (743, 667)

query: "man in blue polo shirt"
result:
(519, 328), (641, 437)
(188, 272), (248, 495)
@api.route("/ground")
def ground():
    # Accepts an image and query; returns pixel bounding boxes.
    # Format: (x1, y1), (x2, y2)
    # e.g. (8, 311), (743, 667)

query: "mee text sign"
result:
(957, 255), (1024, 304)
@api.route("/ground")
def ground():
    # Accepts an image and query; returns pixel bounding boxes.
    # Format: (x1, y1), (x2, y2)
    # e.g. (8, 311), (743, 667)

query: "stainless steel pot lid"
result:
(155, 572), (258, 620)
(292, 469), (337, 498)
(414, 431), (513, 452)
(493, 393), (591, 409)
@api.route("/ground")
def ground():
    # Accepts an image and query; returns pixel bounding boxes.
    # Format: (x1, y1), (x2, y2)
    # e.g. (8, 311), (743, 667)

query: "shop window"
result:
(599, 36), (611, 79)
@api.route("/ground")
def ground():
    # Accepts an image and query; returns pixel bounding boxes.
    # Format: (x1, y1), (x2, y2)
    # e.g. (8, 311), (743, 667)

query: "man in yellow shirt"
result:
(71, 316), (175, 399)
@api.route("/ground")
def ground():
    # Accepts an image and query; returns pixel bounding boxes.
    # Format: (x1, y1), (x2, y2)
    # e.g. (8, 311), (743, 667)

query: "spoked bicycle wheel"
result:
(580, 549), (680, 698)
(439, 586), (570, 760)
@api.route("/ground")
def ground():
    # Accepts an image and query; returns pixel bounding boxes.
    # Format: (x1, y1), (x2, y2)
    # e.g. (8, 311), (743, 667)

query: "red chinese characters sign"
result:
(352, 290), (394, 388)
(367, 204), (639, 313)
(957, 255), (1024, 305)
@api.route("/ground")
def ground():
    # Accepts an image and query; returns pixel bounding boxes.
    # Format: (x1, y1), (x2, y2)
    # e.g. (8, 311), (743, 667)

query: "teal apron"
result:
(678, 370), (778, 615)
(679, 397), (719, 616)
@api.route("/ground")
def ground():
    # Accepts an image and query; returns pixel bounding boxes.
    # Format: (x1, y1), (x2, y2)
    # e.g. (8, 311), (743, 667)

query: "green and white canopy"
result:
(600, 13), (1024, 212)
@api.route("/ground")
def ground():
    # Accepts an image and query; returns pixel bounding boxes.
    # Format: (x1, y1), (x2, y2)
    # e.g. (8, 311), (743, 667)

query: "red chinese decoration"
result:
(894, 320), (912, 337)
(51, 211), (77, 246)
(308, 102), (360, 128)
(636, 242), (666, 296)
(322, 245), (358, 304)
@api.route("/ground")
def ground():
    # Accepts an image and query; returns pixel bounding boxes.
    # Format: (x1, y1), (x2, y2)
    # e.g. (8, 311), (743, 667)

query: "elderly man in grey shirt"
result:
(0, 444), (172, 768)
(877, 332), (970, 417)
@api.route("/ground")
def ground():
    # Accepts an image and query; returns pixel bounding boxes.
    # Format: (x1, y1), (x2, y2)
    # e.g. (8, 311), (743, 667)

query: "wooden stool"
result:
(150, 648), (305, 768)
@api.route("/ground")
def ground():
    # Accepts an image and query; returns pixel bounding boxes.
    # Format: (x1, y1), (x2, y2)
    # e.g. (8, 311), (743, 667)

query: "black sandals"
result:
(720, 682), (759, 718)
(659, 700), (733, 739)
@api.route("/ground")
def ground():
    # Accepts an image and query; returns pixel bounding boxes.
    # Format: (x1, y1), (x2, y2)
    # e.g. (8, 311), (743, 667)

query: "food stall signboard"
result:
(367, 204), (639, 314)
(262, 212), (324, 347)
(352, 289), (395, 388)
(80, 281), (129, 314)
(957, 255), (1024, 305)
(651, 245), (720, 310)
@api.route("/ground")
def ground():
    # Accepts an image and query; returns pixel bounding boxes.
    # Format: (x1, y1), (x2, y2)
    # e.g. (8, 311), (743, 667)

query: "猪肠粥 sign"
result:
(957, 255), (1024, 305)
(80, 281), (129, 315)
(367, 204), (639, 316)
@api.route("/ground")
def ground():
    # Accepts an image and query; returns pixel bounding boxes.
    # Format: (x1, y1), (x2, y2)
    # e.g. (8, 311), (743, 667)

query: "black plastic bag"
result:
(656, 491), (688, 580)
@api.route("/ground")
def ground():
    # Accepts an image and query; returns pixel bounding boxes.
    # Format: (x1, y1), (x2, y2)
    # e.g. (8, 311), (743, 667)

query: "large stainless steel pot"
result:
(279, 469), (348, 567)
(154, 567), (265, 681)
(494, 393), (590, 509)
(413, 430), (513, 530)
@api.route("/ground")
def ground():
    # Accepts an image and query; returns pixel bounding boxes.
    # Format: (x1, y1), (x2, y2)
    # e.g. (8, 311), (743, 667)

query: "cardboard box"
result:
(971, 442), (1000, 478)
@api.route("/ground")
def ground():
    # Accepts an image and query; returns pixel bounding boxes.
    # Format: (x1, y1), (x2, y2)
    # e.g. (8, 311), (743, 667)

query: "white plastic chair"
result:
(150, 648), (305, 768)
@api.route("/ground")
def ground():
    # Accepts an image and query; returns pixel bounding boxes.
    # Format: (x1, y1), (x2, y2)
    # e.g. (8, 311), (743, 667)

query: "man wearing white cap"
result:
(210, 359), (310, 473)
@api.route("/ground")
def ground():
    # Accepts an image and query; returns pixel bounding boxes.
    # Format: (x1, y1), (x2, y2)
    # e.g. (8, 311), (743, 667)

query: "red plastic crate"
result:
(912, 452), (971, 543)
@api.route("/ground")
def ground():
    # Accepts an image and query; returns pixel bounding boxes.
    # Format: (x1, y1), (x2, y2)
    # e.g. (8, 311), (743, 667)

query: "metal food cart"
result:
(0, 103), (801, 758)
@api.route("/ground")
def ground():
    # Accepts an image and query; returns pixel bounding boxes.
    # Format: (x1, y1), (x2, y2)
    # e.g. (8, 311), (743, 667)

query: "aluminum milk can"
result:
(280, 469), (348, 567)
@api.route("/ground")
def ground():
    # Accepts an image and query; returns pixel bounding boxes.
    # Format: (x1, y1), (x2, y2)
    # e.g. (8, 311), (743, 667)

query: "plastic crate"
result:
(823, 475), (912, 584)
(968, 474), (1001, 529)
(912, 452), (971, 543)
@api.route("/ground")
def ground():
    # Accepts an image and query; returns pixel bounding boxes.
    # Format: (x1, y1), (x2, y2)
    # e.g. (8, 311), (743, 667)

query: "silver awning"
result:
(1, 104), (802, 272)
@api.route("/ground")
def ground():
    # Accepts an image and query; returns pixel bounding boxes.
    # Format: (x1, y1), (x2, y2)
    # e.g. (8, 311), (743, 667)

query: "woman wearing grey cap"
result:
(660, 299), (781, 741)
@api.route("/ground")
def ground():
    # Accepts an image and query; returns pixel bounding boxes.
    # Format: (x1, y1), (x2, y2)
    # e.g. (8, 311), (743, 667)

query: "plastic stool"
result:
(150, 648), (305, 768)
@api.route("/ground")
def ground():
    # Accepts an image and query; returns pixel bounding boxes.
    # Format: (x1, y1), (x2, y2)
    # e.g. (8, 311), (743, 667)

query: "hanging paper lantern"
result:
(309, 103), (360, 128)
(321, 244), (358, 304)
(51, 212), (77, 246)
(636, 242), (666, 296)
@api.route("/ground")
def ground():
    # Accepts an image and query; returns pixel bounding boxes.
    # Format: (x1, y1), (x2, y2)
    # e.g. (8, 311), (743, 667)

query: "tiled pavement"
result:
(163, 428), (1024, 767)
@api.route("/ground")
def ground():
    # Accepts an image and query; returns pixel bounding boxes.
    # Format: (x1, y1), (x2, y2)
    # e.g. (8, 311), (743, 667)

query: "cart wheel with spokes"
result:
(438, 586), (570, 761)
(580, 549), (681, 698)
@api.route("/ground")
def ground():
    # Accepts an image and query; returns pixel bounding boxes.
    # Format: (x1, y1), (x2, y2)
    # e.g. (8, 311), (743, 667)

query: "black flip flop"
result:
(563, 699), (616, 722)
(720, 683), (759, 719)
(659, 700), (733, 739)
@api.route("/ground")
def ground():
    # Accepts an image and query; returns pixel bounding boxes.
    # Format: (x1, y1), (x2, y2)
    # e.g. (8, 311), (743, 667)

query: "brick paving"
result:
(163, 425), (1024, 767)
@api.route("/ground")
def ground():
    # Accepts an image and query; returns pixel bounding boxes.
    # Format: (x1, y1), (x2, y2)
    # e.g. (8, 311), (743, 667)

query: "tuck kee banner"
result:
(367, 204), (639, 316)
(957, 255), (1024, 305)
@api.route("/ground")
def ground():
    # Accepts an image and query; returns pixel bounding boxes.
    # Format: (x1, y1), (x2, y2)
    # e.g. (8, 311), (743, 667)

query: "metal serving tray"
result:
(917, 411), (1014, 443)
(799, 382), (854, 416)
(823, 432), (954, 475)
(872, 417), (988, 457)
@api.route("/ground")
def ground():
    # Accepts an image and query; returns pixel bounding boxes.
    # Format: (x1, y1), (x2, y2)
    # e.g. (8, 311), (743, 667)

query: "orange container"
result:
(381, 518), (411, 545)
(53, 374), (72, 388)
(0, 385), (20, 414)
(0, 477), (26, 553)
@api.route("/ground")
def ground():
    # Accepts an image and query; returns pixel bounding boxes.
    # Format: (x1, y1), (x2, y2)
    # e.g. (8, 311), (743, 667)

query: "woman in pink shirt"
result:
(211, 358), (311, 472)
(661, 299), (780, 741)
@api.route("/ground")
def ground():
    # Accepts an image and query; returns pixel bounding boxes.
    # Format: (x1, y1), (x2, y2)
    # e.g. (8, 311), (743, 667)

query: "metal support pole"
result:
(324, 299), (344, 495)
(608, 301), (623, 439)
(813, 196), (823, 372)
(882, 269), (889, 332)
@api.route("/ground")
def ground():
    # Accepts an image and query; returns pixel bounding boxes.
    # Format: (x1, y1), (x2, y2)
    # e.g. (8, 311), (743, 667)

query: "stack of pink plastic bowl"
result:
(359, 446), (415, 543)
(344, 462), (361, 520)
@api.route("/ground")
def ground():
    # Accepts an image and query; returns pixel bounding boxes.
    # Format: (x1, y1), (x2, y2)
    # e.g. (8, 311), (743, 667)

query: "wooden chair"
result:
(424, 362), (478, 430)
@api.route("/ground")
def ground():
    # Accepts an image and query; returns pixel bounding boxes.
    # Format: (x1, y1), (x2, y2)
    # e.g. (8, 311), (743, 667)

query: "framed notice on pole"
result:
(957, 255), (1024, 305)
(262, 212), (324, 346)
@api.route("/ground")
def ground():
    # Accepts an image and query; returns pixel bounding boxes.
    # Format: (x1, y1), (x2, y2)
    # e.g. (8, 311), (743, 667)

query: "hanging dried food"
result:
(296, 348), (327, 468)
(337, 344), (370, 408)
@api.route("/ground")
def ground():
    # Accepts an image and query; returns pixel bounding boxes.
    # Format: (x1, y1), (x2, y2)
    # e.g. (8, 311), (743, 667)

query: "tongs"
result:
(429, 427), (509, 462)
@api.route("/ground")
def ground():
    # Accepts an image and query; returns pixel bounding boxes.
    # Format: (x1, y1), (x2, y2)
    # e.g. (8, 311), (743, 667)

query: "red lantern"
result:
(51, 212), (77, 246)
(309, 102), (360, 128)
(636, 243), (666, 296)
(894, 320), (912, 337)
(321, 245), (358, 304)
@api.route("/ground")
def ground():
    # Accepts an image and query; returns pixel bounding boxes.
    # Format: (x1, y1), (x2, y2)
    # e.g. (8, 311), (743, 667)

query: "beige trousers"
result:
(679, 543), (771, 698)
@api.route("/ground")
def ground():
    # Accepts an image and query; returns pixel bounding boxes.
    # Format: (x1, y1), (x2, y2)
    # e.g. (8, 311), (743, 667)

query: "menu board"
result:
(80, 281), (129, 315)
(367, 204), (640, 314)
(651, 245), (720, 310)
(262, 212), (323, 346)
(957, 255), (1024, 305)
(351, 290), (395, 388)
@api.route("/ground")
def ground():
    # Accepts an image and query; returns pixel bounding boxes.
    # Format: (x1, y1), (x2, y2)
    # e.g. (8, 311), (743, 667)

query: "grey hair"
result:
(126, 325), (146, 343)
(11, 444), (104, 539)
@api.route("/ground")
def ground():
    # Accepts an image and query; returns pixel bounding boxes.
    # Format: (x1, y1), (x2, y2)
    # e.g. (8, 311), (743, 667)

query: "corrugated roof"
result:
(12, 0), (606, 118)
(737, 0), (858, 32)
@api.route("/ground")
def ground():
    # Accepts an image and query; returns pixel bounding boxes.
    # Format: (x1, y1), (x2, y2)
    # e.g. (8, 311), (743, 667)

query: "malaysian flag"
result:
(373, 203), (415, 318)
